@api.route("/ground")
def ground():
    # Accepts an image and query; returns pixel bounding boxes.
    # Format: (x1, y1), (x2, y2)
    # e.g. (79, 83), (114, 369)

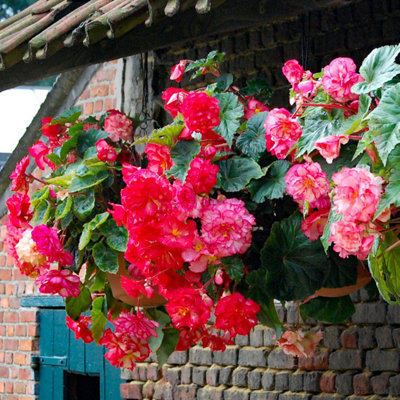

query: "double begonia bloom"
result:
(276, 330), (323, 358)
(113, 310), (159, 341)
(15, 229), (47, 268)
(35, 269), (81, 297)
(162, 87), (188, 117)
(158, 215), (197, 249)
(104, 110), (134, 142)
(145, 143), (173, 175)
(121, 275), (155, 300)
(214, 293), (260, 337)
(282, 59), (304, 89)
(96, 139), (117, 162)
(29, 141), (56, 170)
(10, 156), (30, 193)
(181, 92), (220, 134)
(301, 209), (330, 241)
(170, 60), (188, 82)
(201, 197), (256, 258)
(186, 157), (219, 195)
(166, 288), (213, 329)
(41, 117), (69, 148)
(66, 316), (93, 343)
(6, 192), (33, 228)
(264, 108), (302, 159)
(321, 57), (363, 103)
(314, 135), (349, 164)
(329, 220), (374, 260)
(285, 162), (330, 208)
(332, 167), (383, 223)
(244, 98), (269, 120)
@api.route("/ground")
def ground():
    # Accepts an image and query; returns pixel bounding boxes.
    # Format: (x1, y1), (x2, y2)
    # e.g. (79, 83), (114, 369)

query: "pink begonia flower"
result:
(332, 167), (383, 223)
(66, 316), (93, 343)
(10, 156), (30, 193)
(276, 330), (323, 358)
(200, 197), (256, 258)
(113, 310), (159, 341)
(145, 143), (173, 175)
(321, 57), (363, 103)
(121, 275), (155, 300)
(29, 140), (56, 170)
(314, 135), (349, 164)
(186, 157), (219, 195)
(301, 209), (330, 241)
(170, 60), (188, 82)
(182, 235), (218, 273)
(6, 192), (33, 229)
(244, 98), (269, 120)
(158, 215), (197, 249)
(329, 220), (375, 260)
(15, 229), (47, 268)
(162, 87), (188, 117)
(104, 110), (134, 142)
(285, 162), (330, 208)
(96, 139), (117, 162)
(35, 269), (81, 297)
(282, 59), (304, 89)
(264, 108), (302, 159)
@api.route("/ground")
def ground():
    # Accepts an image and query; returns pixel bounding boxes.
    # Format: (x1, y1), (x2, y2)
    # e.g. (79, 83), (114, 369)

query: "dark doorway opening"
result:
(65, 372), (100, 400)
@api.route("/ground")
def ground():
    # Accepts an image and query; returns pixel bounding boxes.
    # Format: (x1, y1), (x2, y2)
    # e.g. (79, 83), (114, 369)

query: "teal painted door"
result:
(37, 308), (121, 400)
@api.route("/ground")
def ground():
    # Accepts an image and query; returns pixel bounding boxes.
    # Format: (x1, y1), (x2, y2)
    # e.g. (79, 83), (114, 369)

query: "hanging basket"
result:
(106, 253), (166, 308)
(314, 262), (372, 298)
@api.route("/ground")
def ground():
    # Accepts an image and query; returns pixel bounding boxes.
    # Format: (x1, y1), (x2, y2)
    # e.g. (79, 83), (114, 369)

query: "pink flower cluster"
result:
(104, 109), (134, 142)
(329, 167), (383, 260)
(276, 330), (323, 358)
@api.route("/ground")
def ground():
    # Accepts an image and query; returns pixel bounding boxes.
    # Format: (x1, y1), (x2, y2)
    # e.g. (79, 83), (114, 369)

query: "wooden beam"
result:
(0, 0), (353, 90)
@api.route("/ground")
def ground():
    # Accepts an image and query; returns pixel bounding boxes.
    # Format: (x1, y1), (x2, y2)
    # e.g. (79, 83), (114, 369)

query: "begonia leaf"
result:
(99, 219), (129, 253)
(133, 122), (184, 146)
(216, 156), (263, 192)
(321, 207), (342, 252)
(52, 106), (82, 124)
(31, 186), (50, 207)
(77, 128), (109, 155)
(260, 212), (329, 301)
(32, 200), (52, 225)
(248, 160), (290, 202)
(300, 295), (355, 323)
(216, 73), (234, 92)
(214, 92), (244, 147)
(60, 125), (83, 160)
(78, 212), (109, 250)
(375, 170), (400, 217)
(156, 328), (180, 367)
(369, 232), (400, 304)
(61, 212), (73, 230)
(93, 242), (119, 274)
(166, 140), (201, 181)
(369, 83), (400, 165)
(46, 161), (81, 187)
(55, 196), (73, 220)
(148, 310), (171, 352)
(45, 153), (62, 166)
(240, 78), (273, 101)
(68, 165), (109, 193)
(65, 286), (92, 321)
(297, 108), (345, 157)
(353, 44), (400, 94)
(221, 256), (244, 282)
(73, 190), (95, 220)
(322, 250), (358, 289)
(91, 296), (107, 343)
(236, 111), (268, 160)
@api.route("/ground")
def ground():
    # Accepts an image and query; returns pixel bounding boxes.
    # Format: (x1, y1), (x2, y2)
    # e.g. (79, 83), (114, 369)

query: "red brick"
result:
(20, 339), (36, 351)
(7, 256), (16, 267)
(91, 84), (109, 97)
(0, 255), (7, 266)
(16, 325), (27, 336)
(14, 353), (27, 365)
(19, 367), (32, 380)
(0, 366), (9, 378)
(105, 98), (113, 110)
(0, 351), (4, 362)
(120, 382), (144, 399)
(341, 328), (358, 348)
(6, 382), (13, 394)
(4, 311), (18, 323)
(13, 269), (28, 280)
(0, 311), (3, 321)
(28, 324), (38, 337)
(1, 297), (9, 308)
(94, 100), (103, 113)
(320, 371), (336, 392)
(20, 311), (37, 322)
(85, 102), (94, 115)
(79, 89), (90, 100)
(0, 381), (4, 393)
(4, 395), (18, 400)
(9, 297), (20, 309)
(15, 382), (26, 394)
(110, 83), (115, 95)
(0, 268), (11, 280)
(354, 372), (372, 395)
(5, 352), (13, 363)
(0, 326), (5, 336)
(96, 69), (116, 82)
(4, 339), (18, 350)
(299, 349), (329, 370)
(11, 366), (18, 379)
(0, 283), (5, 294)
(5, 284), (15, 295)
(7, 326), (14, 337)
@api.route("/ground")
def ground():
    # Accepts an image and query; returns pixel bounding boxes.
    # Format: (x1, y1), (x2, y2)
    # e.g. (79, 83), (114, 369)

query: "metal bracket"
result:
(31, 356), (67, 369)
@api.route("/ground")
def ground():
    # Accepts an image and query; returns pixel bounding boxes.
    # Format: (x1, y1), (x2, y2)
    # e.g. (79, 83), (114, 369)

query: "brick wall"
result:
(120, 290), (400, 400)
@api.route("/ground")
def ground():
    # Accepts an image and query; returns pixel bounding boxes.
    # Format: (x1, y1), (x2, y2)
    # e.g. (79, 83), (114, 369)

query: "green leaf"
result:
(236, 112), (268, 160)
(99, 219), (129, 253)
(46, 162), (81, 187)
(31, 186), (50, 207)
(216, 156), (263, 192)
(166, 140), (201, 181)
(45, 153), (62, 166)
(256, 297), (284, 338)
(376, 170), (400, 217)
(216, 73), (234, 91)
(368, 231), (400, 304)
(321, 207), (342, 252)
(248, 160), (290, 202)
(297, 108), (345, 157)
(60, 128), (82, 160)
(214, 93), (244, 146)
(240, 78), (273, 101)
(221, 256), (244, 282)
(68, 165), (109, 193)
(261, 212), (330, 301)
(65, 287), (92, 321)
(369, 83), (400, 165)
(300, 295), (355, 323)
(78, 212), (109, 250)
(156, 328), (179, 367)
(32, 200), (52, 225)
(73, 190), (95, 219)
(148, 310), (171, 352)
(91, 296), (107, 343)
(353, 44), (400, 94)
(55, 196), (73, 220)
(77, 128), (108, 155)
(90, 270), (106, 292)
(134, 122), (184, 146)
(323, 251), (358, 288)
(52, 106), (82, 124)
(93, 242), (119, 273)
